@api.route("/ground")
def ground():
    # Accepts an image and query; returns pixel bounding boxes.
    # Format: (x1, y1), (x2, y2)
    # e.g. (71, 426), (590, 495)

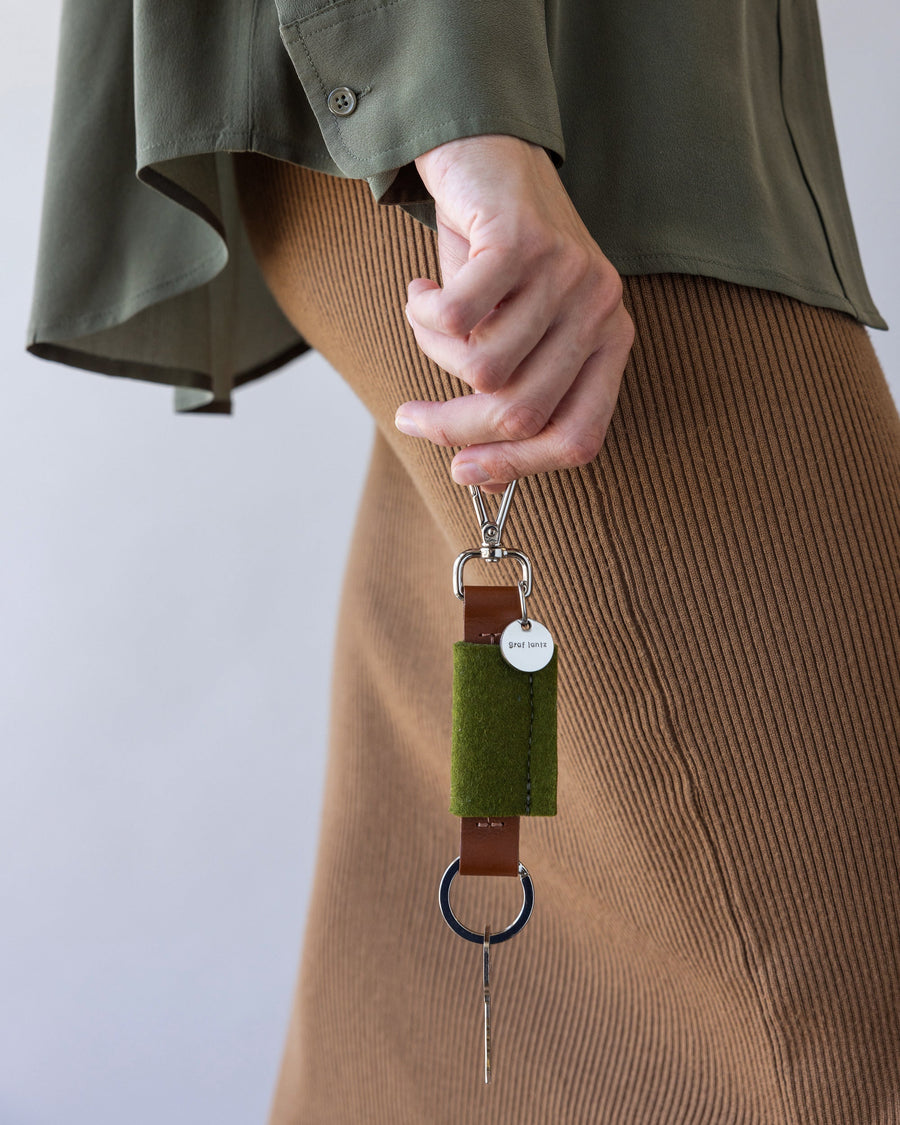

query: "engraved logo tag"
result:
(500, 619), (555, 672)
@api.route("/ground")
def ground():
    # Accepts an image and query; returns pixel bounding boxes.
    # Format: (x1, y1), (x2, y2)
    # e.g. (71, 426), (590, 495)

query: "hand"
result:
(395, 134), (634, 492)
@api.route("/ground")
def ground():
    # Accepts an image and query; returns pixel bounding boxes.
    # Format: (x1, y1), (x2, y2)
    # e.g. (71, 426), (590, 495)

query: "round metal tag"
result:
(500, 618), (555, 672)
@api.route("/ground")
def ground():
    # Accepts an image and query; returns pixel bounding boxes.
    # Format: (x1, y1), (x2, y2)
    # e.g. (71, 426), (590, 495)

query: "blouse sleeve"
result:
(273, 0), (565, 203)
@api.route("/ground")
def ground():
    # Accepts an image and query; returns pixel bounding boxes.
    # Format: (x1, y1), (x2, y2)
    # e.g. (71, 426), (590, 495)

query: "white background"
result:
(2, 3), (898, 1122)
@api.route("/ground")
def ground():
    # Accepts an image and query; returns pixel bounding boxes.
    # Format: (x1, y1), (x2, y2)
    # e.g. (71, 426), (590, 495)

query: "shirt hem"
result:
(606, 250), (888, 332)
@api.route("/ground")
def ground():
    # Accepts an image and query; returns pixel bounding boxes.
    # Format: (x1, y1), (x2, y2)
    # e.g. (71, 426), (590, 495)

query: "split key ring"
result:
(438, 857), (534, 945)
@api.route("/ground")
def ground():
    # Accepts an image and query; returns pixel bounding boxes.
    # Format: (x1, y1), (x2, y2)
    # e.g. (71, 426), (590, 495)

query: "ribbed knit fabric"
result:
(232, 154), (900, 1125)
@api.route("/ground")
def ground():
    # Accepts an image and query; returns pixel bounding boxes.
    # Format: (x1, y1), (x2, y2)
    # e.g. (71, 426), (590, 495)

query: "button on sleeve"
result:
(326, 87), (358, 117)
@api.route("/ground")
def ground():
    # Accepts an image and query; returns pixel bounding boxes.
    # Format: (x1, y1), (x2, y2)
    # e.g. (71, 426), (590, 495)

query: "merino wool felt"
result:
(234, 158), (900, 1125)
(450, 642), (557, 816)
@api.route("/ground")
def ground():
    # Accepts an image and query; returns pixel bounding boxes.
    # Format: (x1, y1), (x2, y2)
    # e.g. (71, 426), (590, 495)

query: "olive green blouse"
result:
(27, 0), (887, 415)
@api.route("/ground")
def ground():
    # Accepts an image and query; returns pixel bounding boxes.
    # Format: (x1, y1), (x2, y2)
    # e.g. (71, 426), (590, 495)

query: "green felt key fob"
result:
(450, 641), (558, 817)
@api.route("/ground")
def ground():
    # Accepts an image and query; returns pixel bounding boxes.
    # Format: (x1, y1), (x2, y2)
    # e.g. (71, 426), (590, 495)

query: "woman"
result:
(28, 1), (900, 1121)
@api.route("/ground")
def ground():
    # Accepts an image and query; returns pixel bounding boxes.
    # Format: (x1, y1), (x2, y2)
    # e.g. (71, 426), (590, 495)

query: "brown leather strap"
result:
(459, 585), (521, 876)
(460, 816), (520, 877)
(463, 584), (521, 646)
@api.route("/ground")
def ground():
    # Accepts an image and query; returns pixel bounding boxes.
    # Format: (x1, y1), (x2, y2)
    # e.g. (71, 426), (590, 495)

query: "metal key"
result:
(438, 858), (534, 1085)
(483, 926), (492, 1083)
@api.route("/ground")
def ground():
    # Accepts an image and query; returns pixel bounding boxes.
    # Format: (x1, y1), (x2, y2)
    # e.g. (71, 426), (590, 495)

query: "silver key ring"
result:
(438, 857), (534, 944)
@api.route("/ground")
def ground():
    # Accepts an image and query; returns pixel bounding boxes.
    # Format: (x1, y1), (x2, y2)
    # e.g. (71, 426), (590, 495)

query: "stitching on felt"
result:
(525, 672), (534, 815)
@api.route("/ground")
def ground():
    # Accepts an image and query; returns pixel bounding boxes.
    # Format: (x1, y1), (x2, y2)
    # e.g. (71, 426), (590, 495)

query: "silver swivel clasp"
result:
(452, 481), (533, 601)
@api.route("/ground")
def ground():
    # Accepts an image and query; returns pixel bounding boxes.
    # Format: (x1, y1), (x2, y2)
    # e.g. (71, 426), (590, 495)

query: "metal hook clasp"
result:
(469, 480), (517, 554)
(453, 482), (533, 600)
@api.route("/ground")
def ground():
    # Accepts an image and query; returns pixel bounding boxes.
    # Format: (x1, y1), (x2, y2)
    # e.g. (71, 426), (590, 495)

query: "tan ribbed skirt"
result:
(233, 153), (900, 1125)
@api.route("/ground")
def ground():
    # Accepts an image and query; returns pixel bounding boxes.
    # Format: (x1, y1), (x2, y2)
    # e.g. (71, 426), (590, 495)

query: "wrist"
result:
(414, 134), (541, 192)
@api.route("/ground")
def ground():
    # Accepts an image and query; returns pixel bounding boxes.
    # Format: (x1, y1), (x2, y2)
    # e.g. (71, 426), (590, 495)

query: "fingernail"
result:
(452, 461), (490, 485)
(394, 413), (423, 438)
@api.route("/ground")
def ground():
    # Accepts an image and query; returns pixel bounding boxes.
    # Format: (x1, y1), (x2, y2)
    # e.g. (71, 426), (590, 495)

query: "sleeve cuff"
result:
(277, 0), (565, 198)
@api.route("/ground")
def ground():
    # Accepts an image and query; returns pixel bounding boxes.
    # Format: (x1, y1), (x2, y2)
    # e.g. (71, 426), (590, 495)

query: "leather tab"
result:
(459, 585), (521, 876)
(463, 585), (521, 645)
(459, 816), (520, 876)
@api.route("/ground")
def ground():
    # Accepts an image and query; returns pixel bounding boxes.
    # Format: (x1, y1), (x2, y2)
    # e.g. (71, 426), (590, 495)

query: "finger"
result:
(404, 279), (561, 393)
(406, 245), (521, 338)
(395, 314), (598, 446)
(407, 277), (440, 303)
(447, 322), (633, 485)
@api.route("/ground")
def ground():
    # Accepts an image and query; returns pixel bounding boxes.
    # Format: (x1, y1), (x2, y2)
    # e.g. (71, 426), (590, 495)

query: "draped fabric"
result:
(27, 0), (886, 416)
